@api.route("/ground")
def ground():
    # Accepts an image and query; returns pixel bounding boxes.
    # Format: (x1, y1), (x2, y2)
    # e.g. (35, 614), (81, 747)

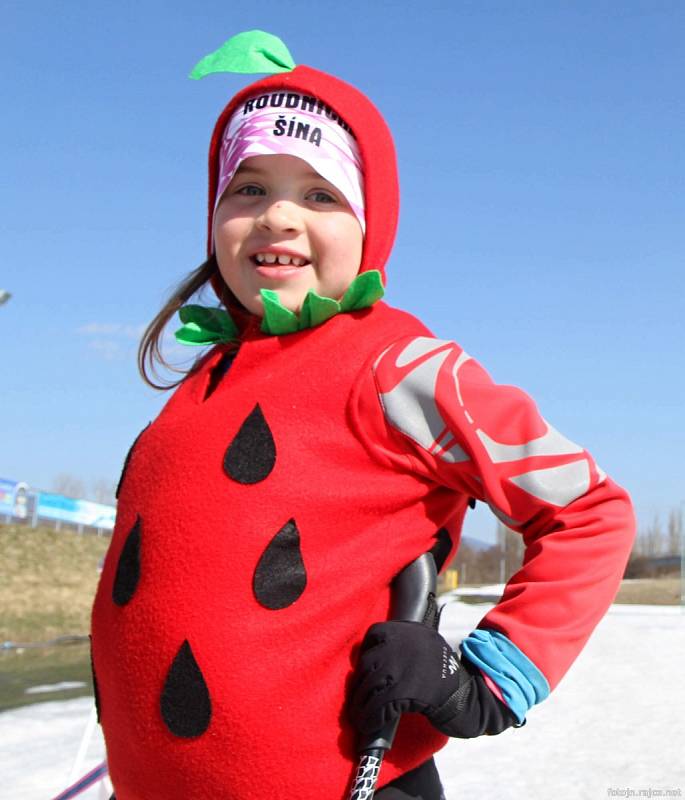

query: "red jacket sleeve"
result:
(357, 335), (636, 698)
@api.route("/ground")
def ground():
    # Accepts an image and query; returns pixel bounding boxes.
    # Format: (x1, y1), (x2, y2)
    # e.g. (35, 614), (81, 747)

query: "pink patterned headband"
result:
(213, 91), (365, 237)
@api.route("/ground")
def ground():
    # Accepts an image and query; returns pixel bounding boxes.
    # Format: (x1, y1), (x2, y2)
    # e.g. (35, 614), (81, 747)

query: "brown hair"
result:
(137, 254), (236, 390)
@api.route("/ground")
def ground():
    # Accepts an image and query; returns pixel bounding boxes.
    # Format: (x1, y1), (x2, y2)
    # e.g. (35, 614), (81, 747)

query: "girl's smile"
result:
(213, 154), (363, 316)
(251, 247), (311, 278)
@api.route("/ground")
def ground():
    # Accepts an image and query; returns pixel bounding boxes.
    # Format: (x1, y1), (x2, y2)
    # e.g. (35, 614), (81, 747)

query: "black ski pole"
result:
(347, 552), (438, 800)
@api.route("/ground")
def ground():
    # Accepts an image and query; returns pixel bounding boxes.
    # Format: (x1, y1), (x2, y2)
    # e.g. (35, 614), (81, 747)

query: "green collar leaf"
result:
(339, 270), (385, 313)
(260, 271), (385, 335)
(175, 305), (239, 346)
(175, 271), (385, 345)
(189, 30), (296, 79)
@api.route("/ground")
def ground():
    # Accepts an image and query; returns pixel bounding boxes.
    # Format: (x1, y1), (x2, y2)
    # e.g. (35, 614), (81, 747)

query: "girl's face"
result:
(214, 154), (363, 317)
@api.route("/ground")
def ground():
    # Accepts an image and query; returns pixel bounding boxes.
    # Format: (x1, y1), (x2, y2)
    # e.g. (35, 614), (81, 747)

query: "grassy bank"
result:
(0, 525), (680, 712)
(0, 524), (110, 643)
(2, 523), (681, 645)
(0, 642), (95, 711)
(613, 577), (681, 605)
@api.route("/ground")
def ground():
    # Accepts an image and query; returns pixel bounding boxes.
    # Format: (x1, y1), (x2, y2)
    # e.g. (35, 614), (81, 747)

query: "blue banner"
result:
(36, 492), (116, 530)
(0, 478), (29, 519)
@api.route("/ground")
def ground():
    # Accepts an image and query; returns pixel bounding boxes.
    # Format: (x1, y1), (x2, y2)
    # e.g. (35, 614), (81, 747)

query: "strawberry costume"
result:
(90, 32), (636, 799)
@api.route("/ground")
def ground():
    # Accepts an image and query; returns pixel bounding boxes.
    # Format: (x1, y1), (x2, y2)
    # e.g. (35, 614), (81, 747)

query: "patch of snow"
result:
(1, 604), (683, 798)
(1, 697), (108, 799)
(25, 681), (87, 695)
(440, 583), (506, 599)
(436, 602), (685, 798)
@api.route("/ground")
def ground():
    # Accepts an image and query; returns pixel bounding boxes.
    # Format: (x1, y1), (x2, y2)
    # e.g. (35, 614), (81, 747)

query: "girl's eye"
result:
(236, 184), (265, 196)
(308, 190), (337, 204)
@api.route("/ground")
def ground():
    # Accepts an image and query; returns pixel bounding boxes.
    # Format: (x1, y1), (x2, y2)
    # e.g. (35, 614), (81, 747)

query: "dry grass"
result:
(614, 577), (681, 605)
(0, 524), (110, 642)
(0, 524), (681, 644)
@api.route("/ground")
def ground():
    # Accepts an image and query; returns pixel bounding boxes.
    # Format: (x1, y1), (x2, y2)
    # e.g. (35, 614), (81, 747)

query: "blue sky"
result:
(2, 1), (682, 543)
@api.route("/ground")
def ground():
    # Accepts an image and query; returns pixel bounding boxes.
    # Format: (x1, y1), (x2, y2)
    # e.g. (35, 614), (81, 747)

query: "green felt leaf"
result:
(339, 270), (385, 312)
(189, 30), (296, 79)
(176, 272), (385, 345)
(175, 305), (238, 345)
(261, 290), (299, 335)
(174, 321), (211, 345)
(298, 293), (313, 329)
(301, 291), (340, 328)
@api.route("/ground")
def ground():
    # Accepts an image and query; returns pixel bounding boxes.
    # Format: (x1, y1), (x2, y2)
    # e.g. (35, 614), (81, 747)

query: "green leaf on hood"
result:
(175, 273), (386, 344)
(259, 273), (385, 335)
(300, 291), (340, 329)
(339, 270), (385, 312)
(175, 305), (239, 345)
(261, 290), (300, 334)
(189, 30), (296, 79)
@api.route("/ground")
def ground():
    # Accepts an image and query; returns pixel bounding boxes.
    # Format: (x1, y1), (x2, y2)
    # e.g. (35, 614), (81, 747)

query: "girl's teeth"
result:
(254, 253), (308, 267)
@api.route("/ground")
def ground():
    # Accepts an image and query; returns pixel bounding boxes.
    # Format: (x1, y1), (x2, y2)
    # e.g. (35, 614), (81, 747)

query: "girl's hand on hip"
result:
(348, 620), (518, 739)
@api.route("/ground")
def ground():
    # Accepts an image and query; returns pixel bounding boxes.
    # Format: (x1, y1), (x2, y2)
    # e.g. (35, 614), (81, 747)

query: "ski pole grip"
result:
(358, 552), (438, 753)
(389, 552), (438, 622)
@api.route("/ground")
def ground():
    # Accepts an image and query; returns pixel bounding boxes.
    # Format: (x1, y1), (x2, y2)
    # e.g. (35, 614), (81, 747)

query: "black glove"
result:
(348, 620), (519, 739)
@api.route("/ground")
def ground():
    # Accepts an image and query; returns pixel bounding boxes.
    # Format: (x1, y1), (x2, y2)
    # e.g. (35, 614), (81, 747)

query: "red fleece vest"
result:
(91, 304), (470, 799)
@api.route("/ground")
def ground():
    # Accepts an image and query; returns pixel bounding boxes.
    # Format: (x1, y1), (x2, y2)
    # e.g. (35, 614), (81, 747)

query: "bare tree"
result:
(52, 473), (86, 499)
(667, 506), (682, 557)
(635, 513), (664, 558)
(454, 543), (501, 585)
(90, 478), (117, 506)
(496, 521), (525, 581)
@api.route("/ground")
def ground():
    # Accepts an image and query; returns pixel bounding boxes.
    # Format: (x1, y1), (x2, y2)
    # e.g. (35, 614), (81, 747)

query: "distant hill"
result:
(460, 535), (493, 552)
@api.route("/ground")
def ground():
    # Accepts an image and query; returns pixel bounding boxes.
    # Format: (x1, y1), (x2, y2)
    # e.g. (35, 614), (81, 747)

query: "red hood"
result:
(206, 65), (399, 297)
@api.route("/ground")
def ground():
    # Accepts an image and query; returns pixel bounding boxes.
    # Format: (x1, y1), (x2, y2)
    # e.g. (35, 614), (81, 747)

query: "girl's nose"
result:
(256, 200), (304, 233)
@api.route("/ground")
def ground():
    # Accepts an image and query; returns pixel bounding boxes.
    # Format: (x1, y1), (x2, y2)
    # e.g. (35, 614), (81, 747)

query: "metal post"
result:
(680, 503), (685, 613)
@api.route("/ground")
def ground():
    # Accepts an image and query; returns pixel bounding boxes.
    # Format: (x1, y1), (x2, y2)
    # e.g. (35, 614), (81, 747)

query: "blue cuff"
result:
(460, 629), (550, 723)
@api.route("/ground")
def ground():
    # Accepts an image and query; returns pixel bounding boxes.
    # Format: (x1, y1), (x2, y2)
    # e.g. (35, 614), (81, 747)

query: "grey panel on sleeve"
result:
(509, 460), (591, 507)
(476, 422), (584, 465)
(378, 339), (469, 463)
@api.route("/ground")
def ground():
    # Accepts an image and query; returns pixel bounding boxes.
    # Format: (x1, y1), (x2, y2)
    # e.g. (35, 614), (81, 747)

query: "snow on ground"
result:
(441, 583), (506, 598)
(2, 602), (684, 799)
(436, 601), (685, 799)
(2, 697), (109, 799)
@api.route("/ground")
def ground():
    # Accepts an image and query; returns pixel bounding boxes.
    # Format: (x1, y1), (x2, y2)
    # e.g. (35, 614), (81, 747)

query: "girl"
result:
(91, 31), (636, 800)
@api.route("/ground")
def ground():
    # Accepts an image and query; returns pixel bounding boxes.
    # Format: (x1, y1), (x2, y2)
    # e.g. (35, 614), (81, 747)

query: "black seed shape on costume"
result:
(89, 637), (101, 723)
(224, 404), (276, 484)
(161, 640), (212, 738)
(112, 516), (141, 606)
(254, 518), (307, 610)
(430, 527), (452, 572)
(115, 423), (150, 499)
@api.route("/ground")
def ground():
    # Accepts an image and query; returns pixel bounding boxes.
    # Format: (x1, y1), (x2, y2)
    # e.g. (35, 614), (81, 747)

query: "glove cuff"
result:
(427, 658), (519, 739)
(427, 672), (472, 729)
